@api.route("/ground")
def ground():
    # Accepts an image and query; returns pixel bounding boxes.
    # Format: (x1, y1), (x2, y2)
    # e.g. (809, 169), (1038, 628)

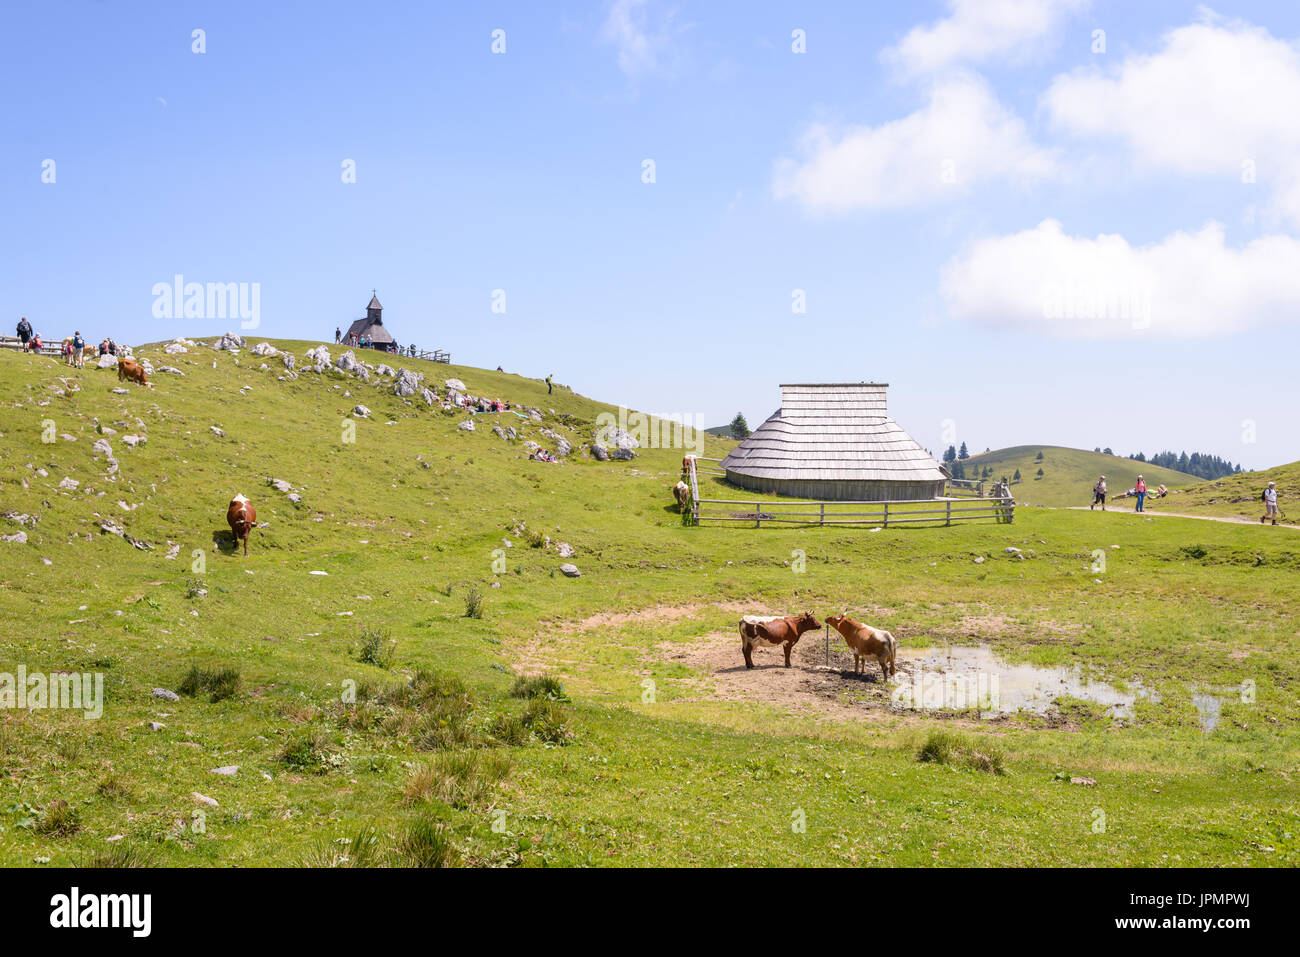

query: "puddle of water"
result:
(1192, 692), (1224, 732)
(891, 645), (1154, 719)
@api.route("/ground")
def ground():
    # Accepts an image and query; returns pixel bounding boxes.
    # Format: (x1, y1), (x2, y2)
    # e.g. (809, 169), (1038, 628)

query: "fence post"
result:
(755, 503), (760, 529)
(883, 502), (889, 528)
(819, 502), (825, 526)
(946, 500), (952, 526)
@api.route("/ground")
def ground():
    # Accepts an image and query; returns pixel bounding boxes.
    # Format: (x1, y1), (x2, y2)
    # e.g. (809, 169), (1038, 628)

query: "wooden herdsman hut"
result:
(719, 383), (947, 501)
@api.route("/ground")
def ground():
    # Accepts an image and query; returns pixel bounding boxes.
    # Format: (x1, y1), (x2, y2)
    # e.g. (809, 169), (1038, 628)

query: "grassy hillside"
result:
(963, 445), (1197, 508)
(1161, 462), (1299, 525)
(1, 341), (1297, 867)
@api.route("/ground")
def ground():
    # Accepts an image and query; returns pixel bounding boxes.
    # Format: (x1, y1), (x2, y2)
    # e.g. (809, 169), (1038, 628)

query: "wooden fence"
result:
(0, 335), (61, 356)
(685, 457), (1014, 528)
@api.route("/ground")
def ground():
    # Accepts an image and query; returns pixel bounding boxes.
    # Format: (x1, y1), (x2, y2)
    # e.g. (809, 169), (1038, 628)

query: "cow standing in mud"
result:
(739, 612), (821, 669)
(826, 613), (898, 681)
(226, 495), (256, 556)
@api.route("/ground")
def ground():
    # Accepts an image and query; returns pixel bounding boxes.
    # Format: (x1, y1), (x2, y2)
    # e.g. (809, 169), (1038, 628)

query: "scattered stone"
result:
(973, 556), (985, 564)
(270, 478), (293, 493)
(112, 387), (129, 394)
(148, 721), (165, 732)
(445, 378), (466, 391)
(394, 368), (421, 396)
(352, 404), (371, 418)
(96, 354), (118, 369)
(458, 420), (475, 432)
(1070, 777), (1097, 787)
(610, 447), (635, 460)
(282, 353), (296, 371)
(91, 438), (113, 456)
(559, 563), (581, 577)
(214, 331), (246, 351)
(58, 477), (79, 490)
(1, 531), (27, 544)
(336, 350), (359, 374)
(165, 542), (180, 560)
(590, 443), (609, 461)
(156, 365), (185, 375)
(250, 342), (279, 357)
(375, 364), (396, 377)
(210, 766), (239, 776)
(123, 434), (146, 448)
(556, 542), (575, 558)
(191, 792), (219, 808)
(594, 425), (639, 450)
(210, 426), (225, 437)
(164, 342), (187, 354)
(151, 688), (180, 701)
(420, 387), (437, 406)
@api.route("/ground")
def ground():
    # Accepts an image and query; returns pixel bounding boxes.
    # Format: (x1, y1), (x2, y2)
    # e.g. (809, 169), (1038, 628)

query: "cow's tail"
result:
(886, 631), (898, 672)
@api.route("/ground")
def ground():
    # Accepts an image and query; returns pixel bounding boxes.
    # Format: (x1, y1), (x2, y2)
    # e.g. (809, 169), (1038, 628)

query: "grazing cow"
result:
(739, 611), (821, 669)
(226, 495), (256, 556)
(826, 613), (898, 680)
(672, 480), (691, 511)
(117, 357), (148, 386)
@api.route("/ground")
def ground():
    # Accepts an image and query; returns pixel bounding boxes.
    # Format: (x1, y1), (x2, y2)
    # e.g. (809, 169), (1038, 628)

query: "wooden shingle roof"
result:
(720, 383), (945, 483)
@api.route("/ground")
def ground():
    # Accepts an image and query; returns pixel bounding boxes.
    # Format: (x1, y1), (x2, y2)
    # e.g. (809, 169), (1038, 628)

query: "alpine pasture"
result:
(1, 338), (1296, 867)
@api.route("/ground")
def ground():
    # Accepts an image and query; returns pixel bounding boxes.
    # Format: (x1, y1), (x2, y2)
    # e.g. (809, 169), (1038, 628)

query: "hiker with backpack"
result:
(1262, 481), (1280, 525)
(16, 317), (32, 349)
(72, 331), (85, 368)
(1091, 475), (1107, 511)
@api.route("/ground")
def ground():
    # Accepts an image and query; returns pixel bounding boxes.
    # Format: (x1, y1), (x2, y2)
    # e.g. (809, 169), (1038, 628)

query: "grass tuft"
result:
(403, 750), (511, 808)
(177, 664), (241, 703)
(917, 730), (1005, 775)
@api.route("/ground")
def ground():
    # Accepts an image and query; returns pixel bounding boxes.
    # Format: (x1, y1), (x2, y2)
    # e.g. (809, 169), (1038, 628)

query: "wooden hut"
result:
(342, 292), (397, 353)
(719, 383), (947, 501)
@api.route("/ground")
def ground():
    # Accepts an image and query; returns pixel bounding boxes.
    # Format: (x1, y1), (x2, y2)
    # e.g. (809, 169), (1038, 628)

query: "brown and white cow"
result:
(226, 495), (256, 556)
(739, 611), (821, 669)
(672, 480), (691, 511)
(117, 357), (148, 386)
(826, 612), (898, 680)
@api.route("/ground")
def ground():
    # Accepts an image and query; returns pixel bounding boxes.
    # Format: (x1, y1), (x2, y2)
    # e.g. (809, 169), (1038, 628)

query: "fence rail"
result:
(685, 458), (1013, 528)
(0, 335), (61, 356)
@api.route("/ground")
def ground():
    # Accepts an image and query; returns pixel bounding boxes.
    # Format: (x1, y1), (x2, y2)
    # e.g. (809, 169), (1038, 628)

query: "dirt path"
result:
(1064, 506), (1298, 530)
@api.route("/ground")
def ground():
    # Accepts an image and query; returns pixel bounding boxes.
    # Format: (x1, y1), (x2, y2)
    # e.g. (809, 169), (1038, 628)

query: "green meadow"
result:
(0, 339), (1296, 867)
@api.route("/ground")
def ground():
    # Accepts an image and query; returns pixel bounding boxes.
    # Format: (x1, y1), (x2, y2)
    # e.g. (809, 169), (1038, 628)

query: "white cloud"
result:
(1044, 15), (1300, 225)
(600, 0), (679, 78)
(940, 218), (1300, 338)
(773, 75), (1058, 213)
(884, 0), (1089, 77)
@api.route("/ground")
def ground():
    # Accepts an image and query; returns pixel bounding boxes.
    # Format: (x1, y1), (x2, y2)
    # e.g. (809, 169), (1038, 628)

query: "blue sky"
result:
(3, 1), (1299, 469)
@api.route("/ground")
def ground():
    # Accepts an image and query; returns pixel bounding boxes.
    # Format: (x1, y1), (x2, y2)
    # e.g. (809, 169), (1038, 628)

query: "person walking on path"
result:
(1262, 481), (1279, 525)
(1134, 474), (1147, 512)
(16, 317), (32, 349)
(1091, 475), (1107, 511)
(334, 326), (341, 343)
(546, 374), (553, 395)
(72, 331), (85, 369)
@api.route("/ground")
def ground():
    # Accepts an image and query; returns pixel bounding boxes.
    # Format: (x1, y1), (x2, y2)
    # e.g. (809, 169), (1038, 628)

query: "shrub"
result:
(278, 727), (336, 773)
(394, 818), (459, 868)
(177, 664), (241, 702)
(185, 578), (206, 599)
(463, 586), (484, 619)
(403, 750), (511, 808)
(520, 698), (573, 745)
(299, 826), (383, 868)
(917, 730), (1004, 774)
(509, 674), (567, 701)
(96, 772), (135, 800)
(86, 842), (156, 868)
(357, 626), (396, 668)
(35, 799), (81, 836)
